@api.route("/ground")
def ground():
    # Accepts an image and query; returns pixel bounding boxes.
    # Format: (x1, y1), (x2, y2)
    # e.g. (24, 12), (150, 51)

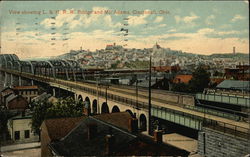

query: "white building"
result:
(7, 111), (39, 143)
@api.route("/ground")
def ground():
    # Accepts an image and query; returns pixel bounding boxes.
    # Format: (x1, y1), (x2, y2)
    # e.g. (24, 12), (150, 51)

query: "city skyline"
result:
(0, 1), (249, 58)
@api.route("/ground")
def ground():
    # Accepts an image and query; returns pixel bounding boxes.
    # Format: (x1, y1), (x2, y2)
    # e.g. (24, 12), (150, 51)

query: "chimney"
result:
(87, 123), (97, 140)
(128, 118), (138, 133)
(105, 134), (115, 155)
(154, 129), (163, 144)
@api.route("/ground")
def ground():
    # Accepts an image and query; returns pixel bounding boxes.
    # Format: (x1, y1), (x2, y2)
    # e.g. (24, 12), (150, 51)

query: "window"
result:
(15, 131), (20, 140)
(25, 130), (30, 138)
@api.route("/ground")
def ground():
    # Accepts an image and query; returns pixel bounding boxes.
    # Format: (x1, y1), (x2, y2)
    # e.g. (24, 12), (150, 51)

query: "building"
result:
(152, 65), (181, 73)
(5, 94), (28, 110)
(0, 87), (15, 106)
(41, 112), (188, 156)
(172, 74), (193, 84)
(224, 65), (250, 80)
(13, 86), (39, 103)
(105, 43), (123, 51)
(7, 111), (39, 143)
(40, 116), (85, 157)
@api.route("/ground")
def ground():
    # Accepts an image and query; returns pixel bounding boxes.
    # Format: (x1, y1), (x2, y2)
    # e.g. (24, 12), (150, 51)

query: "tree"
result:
(31, 97), (83, 135)
(0, 108), (12, 142)
(189, 66), (210, 93)
(172, 82), (189, 93)
(31, 99), (53, 135)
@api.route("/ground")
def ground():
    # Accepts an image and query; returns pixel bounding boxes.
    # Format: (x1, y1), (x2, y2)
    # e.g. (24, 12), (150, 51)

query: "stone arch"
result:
(85, 97), (91, 114)
(78, 95), (83, 102)
(126, 109), (133, 117)
(111, 105), (120, 113)
(139, 114), (147, 132)
(101, 102), (109, 114)
(92, 99), (98, 115)
(85, 97), (91, 106)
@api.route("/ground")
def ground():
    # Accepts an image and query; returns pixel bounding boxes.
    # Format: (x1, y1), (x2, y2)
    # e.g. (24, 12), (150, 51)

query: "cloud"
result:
(158, 24), (167, 27)
(136, 30), (249, 54)
(197, 28), (242, 36)
(127, 10), (150, 26)
(197, 28), (215, 35)
(231, 14), (245, 22)
(174, 12), (200, 26)
(168, 29), (177, 33)
(40, 7), (121, 30)
(154, 16), (164, 23)
(205, 15), (215, 25)
(183, 13), (199, 23)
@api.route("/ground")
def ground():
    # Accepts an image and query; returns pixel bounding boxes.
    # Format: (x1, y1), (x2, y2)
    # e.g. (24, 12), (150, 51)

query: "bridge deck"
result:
(1, 68), (249, 132)
(49, 74), (250, 130)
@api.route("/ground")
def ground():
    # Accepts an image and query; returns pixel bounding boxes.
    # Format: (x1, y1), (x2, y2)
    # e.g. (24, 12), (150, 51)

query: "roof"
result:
(10, 110), (33, 120)
(49, 114), (188, 156)
(49, 116), (136, 156)
(1, 87), (14, 97)
(216, 80), (250, 91)
(43, 116), (85, 141)
(13, 85), (38, 90)
(0, 87), (13, 93)
(173, 74), (193, 84)
(94, 112), (133, 131)
(6, 93), (18, 104)
(116, 135), (188, 156)
(32, 92), (51, 102)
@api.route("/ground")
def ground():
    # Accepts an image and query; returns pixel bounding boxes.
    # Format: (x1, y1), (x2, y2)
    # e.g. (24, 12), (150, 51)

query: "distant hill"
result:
(208, 53), (249, 59)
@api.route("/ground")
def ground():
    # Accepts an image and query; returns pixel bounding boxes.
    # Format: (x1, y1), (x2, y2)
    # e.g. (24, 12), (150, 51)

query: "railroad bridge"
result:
(0, 54), (249, 137)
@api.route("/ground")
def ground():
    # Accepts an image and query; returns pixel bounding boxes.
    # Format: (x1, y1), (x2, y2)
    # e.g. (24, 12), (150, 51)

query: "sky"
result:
(0, 1), (249, 58)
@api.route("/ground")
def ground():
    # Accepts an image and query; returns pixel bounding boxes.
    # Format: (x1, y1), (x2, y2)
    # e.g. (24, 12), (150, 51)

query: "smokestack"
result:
(154, 129), (163, 144)
(128, 118), (138, 133)
(105, 134), (115, 155)
(87, 123), (97, 140)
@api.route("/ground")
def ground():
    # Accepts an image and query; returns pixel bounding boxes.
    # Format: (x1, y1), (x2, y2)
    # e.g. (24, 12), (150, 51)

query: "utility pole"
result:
(148, 56), (152, 135)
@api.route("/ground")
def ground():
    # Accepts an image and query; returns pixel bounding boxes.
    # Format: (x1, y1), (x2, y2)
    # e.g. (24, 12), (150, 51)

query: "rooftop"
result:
(13, 85), (38, 90)
(94, 112), (133, 131)
(49, 116), (136, 156)
(42, 116), (85, 141)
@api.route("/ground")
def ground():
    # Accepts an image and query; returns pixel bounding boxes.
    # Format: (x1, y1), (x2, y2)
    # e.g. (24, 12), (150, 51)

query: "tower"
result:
(233, 47), (236, 55)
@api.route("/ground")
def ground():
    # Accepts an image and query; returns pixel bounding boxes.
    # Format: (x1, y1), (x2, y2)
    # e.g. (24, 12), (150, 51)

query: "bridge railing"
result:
(50, 77), (149, 110)
(196, 93), (250, 108)
(184, 105), (243, 121)
(203, 119), (250, 139)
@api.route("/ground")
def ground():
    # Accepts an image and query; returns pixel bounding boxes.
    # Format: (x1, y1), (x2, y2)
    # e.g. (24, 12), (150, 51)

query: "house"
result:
(13, 86), (39, 103)
(6, 94), (28, 110)
(41, 112), (188, 156)
(0, 87), (15, 106)
(7, 111), (39, 143)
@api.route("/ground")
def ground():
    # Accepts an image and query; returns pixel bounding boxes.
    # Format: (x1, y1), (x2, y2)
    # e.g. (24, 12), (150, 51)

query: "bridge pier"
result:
(5, 72), (11, 87)
(52, 88), (56, 97)
(0, 71), (5, 88)
(12, 75), (20, 86)
(19, 76), (21, 86)
(10, 74), (13, 86)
